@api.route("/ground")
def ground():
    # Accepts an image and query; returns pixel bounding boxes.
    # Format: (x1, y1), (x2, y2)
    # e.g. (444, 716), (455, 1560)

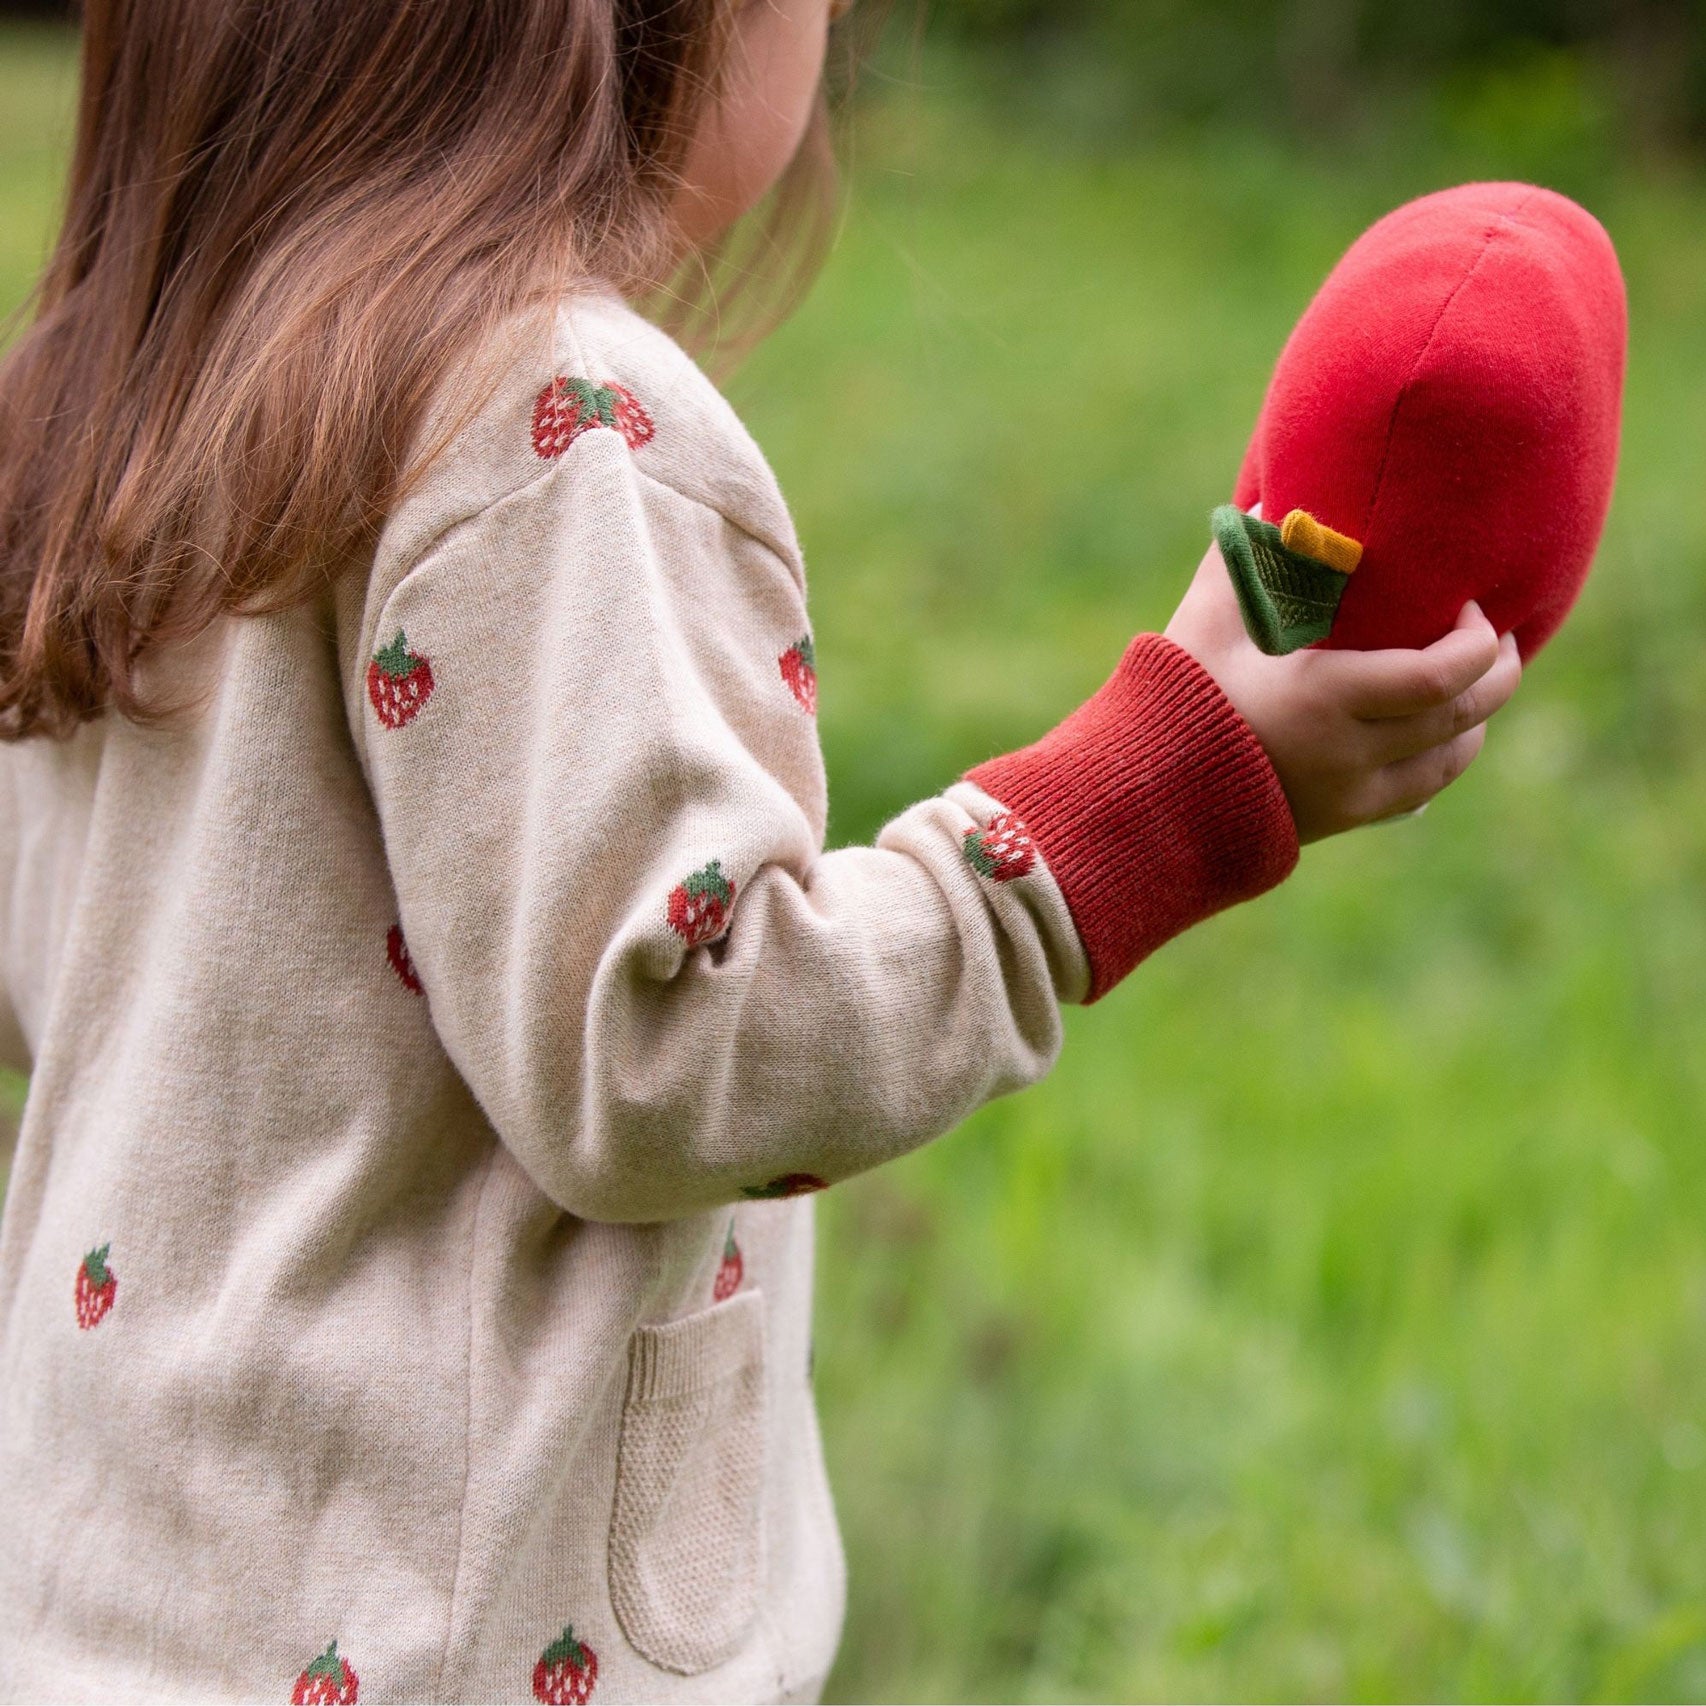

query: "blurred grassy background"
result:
(6, 10), (1706, 1701)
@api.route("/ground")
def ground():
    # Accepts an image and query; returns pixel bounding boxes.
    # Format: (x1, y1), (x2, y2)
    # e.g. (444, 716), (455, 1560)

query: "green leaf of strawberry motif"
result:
(686, 862), (733, 905)
(542, 1630), (589, 1670)
(570, 379), (619, 427)
(371, 633), (412, 678)
(666, 859), (737, 949)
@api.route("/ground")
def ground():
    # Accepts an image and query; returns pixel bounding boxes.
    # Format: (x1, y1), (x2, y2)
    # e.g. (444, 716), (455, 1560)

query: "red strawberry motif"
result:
(532, 1626), (598, 1705)
(386, 924), (424, 995)
(779, 636), (817, 715)
(366, 631), (435, 730)
(742, 1173), (828, 1200)
(713, 1218), (744, 1301)
(291, 1640), (358, 1706)
(666, 859), (736, 949)
(74, 1244), (116, 1330)
(531, 377), (655, 460)
(962, 811), (1036, 884)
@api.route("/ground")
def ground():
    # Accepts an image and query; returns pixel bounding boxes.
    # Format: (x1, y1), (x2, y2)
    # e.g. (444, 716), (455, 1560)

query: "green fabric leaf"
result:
(1211, 505), (1352, 656)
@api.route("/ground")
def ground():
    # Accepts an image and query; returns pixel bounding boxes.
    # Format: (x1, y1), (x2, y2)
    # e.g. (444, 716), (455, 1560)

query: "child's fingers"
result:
(1361, 631), (1522, 763)
(1366, 721), (1488, 821)
(1325, 601), (1502, 719)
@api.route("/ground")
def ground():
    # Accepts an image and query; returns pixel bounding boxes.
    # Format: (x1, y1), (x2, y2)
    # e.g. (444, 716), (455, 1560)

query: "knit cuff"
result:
(965, 632), (1299, 1003)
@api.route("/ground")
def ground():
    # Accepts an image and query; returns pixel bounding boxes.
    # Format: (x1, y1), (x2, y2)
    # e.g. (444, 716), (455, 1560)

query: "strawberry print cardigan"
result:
(0, 290), (1296, 1703)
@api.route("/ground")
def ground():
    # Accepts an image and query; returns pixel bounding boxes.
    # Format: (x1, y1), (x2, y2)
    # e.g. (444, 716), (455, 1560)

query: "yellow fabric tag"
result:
(1280, 510), (1364, 576)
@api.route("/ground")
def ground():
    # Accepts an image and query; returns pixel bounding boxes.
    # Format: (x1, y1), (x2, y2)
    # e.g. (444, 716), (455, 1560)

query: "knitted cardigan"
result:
(0, 290), (1296, 1703)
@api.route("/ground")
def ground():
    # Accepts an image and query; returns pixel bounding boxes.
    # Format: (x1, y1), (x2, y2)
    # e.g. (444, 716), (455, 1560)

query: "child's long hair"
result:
(0, 0), (841, 741)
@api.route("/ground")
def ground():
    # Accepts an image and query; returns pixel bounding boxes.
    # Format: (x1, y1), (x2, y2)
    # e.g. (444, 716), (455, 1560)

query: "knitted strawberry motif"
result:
(779, 636), (817, 715)
(532, 1626), (598, 1705)
(366, 631), (434, 730)
(291, 1640), (358, 1706)
(713, 1218), (744, 1301)
(531, 377), (655, 460)
(74, 1244), (116, 1330)
(666, 859), (736, 949)
(962, 811), (1036, 884)
(386, 924), (424, 996)
(742, 1173), (828, 1200)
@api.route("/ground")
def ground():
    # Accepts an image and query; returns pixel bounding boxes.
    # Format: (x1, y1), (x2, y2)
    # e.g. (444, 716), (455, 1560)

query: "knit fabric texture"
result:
(0, 290), (1294, 1701)
(1232, 181), (1627, 659)
(967, 633), (1300, 1001)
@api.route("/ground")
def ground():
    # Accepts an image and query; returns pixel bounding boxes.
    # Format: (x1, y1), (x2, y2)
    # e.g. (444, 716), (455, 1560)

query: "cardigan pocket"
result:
(609, 1287), (768, 1674)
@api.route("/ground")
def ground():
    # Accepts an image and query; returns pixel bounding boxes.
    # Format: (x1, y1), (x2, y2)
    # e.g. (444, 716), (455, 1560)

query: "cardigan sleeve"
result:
(351, 413), (1295, 1224)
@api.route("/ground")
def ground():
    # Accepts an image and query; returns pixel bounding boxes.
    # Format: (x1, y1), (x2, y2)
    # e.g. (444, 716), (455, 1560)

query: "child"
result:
(0, 1), (1520, 1700)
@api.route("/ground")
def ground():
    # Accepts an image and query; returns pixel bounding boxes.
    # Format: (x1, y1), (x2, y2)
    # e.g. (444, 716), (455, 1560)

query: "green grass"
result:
(0, 26), (74, 328)
(7, 26), (1706, 1702)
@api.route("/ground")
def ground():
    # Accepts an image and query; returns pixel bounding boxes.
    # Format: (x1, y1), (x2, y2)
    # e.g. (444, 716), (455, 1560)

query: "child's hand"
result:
(1165, 532), (1522, 844)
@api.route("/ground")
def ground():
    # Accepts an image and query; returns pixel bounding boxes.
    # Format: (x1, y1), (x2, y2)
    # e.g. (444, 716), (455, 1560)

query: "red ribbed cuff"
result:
(966, 633), (1299, 1002)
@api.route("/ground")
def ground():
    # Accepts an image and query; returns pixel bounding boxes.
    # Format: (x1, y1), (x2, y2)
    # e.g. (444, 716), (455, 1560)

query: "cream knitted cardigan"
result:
(0, 290), (1297, 1703)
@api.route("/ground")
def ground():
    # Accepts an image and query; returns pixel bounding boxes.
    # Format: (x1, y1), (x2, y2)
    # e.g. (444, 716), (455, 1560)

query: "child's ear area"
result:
(667, 0), (837, 255)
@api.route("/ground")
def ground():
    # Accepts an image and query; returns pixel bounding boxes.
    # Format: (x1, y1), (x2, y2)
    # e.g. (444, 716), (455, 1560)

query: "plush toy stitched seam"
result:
(1359, 187), (1543, 545)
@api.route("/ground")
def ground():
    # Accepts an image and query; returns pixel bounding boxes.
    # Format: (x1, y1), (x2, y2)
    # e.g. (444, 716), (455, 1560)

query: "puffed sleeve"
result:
(346, 323), (1297, 1223)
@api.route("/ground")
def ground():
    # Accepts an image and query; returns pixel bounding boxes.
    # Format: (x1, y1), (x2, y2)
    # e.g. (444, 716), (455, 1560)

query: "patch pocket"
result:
(609, 1287), (767, 1675)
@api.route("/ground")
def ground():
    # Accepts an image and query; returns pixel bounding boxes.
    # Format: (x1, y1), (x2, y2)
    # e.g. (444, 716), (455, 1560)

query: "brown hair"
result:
(0, 0), (844, 741)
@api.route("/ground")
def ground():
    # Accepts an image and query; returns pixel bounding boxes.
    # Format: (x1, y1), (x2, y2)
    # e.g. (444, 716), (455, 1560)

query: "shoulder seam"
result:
(371, 449), (802, 634)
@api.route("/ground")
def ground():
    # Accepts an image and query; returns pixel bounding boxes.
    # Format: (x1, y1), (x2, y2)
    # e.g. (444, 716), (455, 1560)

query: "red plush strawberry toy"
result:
(1216, 182), (1626, 660)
